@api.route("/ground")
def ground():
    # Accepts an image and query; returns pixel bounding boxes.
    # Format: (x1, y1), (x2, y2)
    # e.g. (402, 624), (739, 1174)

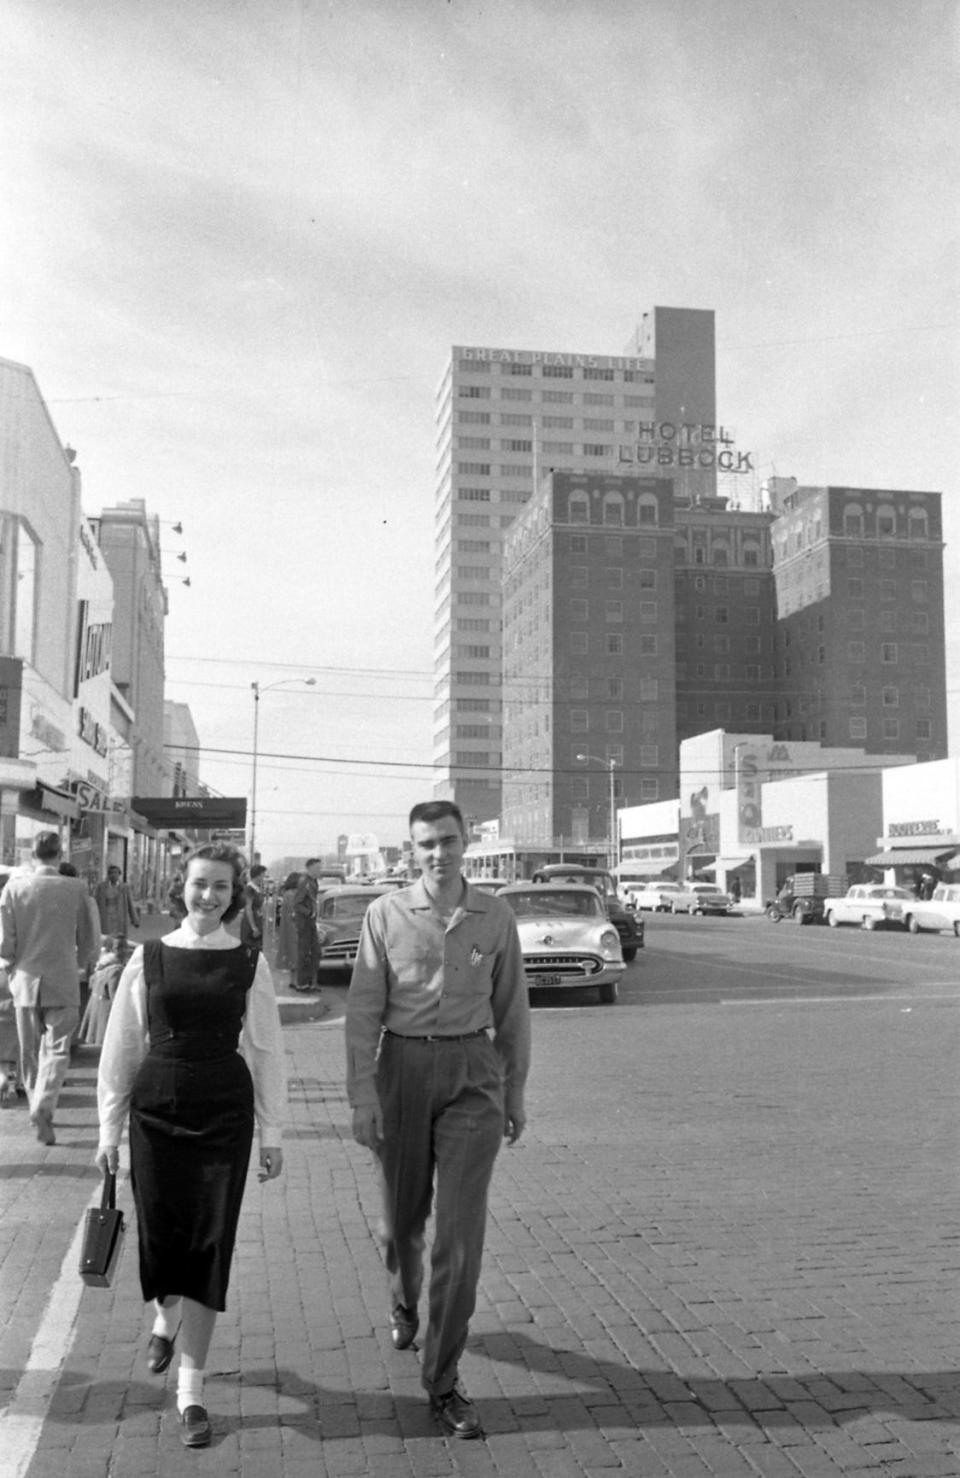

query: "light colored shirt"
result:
(97, 922), (287, 1151)
(0, 866), (97, 1007)
(346, 877), (531, 1113)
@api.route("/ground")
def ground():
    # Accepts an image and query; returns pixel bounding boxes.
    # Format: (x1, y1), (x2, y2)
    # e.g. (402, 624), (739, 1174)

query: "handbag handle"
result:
(101, 1170), (117, 1213)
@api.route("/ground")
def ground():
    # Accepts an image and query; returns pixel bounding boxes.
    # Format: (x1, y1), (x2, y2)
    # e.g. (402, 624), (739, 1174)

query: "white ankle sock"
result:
(176, 1368), (204, 1414)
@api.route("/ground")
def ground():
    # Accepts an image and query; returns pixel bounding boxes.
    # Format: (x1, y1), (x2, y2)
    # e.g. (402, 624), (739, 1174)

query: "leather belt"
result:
(383, 1027), (489, 1042)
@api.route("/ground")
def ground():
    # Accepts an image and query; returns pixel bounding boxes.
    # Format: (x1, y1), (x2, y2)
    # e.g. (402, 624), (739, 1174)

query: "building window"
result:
(744, 664), (760, 682)
(916, 718), (932, 741)
(638, 634), (658, 656)
(640, 745), (658, 767)
(570, 534), (587, 552)
(912, 643), (930, 664)
(605, 601), (623, 622)
(848, 577), (863, 597)
(909, 508), (929, 539)
(0, 514), (40, 663)
(459, 384), (491, 398)
(606, 634), (623, 655)
(458, 462), (491, 475)
(882, 718), (900, 740)
(880, 579), (897, 600)
(607, 677), (623, 699)
(570, 710), (589, 731)
(714, 663), (730, 679)
(583, 443), (610, 457)
(877, 504), (897, 537)
(880, 610), (897, 631)
(606, 711), (623, 732)
(912, 611), (929, 633)
(744, 607), (760, 625)
(569, 495), (589, 524)
(639, 678), (658, 700)
(713, 546), (729, 567)
(639, 568), (657, 590)
(849, 717), (868, 739)
(571, 632), (588, 653)
(542, 364), (574, 379)
(844, 505), (864, 537)
(583, 367), (615, 380)
(605, 566), (623, 589)
(502, 438), (532, 452)
(459, 436), (491, 449)
(571, 599), (588, 620)
(637, 495), (658, 525)
(881, 643), (898, 664)
(571, 565), (588, 589)
(458, 488), (491, 501)
(882, 686), (899, 708)
(640, 779), (659, 801)
(879, 547), (896, 569)
(606, 537), (623, 556)
(850, 683), (866, 706)
(639, 601), (657, 621)
(570, 675), (589, 700)
(603, 493), (624, 526)
(501, 362), (533, 376)
(911, 580), (928, 602)
(460, 410), (491, 425)
(715, 606), (729, 624)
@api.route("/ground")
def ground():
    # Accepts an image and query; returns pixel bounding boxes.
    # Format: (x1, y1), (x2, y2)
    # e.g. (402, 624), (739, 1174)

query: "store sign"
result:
(759, 825), (794, 843)
(889, 820), (943, 837)
(78, 706), (109, 757)
(132, 797), (247, 828)
(0, 656), (23, 759)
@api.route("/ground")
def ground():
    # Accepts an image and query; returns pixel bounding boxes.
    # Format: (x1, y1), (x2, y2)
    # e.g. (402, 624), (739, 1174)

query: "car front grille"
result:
(322, 937), (360, 962)
(523, 954), (601, 977)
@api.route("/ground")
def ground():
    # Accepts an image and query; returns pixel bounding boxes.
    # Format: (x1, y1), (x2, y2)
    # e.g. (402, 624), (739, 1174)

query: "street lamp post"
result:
(576, 753), (619, 871)
(249, 678), (316, 864)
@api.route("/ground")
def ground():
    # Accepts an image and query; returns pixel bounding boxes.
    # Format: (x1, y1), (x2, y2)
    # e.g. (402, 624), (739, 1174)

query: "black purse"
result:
(79, 1170), (126, 1287)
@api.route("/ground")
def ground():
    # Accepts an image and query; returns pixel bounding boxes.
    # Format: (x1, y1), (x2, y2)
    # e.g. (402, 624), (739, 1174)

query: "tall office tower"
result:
(768, 484), (947, 758)
(501, 471), (678, 851)
(433, 308), (716, 823)
(673, 496), (777, 742)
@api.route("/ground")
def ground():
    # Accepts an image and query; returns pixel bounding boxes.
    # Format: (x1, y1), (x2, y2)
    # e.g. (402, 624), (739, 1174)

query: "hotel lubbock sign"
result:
(617, 422), (754, 473)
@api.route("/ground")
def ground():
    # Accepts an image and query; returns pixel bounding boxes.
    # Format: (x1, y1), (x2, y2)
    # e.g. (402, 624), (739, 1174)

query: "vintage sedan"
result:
(629, 880), (683, 912)
(499, 882), (626, 1004)
(904, 883), (960, 935)
(823, 884), (914, 931)
(315, 884), (391, 978)
(669, 882), (733, 915)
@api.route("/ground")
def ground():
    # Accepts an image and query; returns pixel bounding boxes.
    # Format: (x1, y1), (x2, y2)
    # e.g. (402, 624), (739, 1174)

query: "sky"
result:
(2, 0), (957, 865)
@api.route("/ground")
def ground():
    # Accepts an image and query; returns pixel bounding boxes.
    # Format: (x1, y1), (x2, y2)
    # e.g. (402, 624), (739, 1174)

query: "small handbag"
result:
(79, 1170), (126, 1287)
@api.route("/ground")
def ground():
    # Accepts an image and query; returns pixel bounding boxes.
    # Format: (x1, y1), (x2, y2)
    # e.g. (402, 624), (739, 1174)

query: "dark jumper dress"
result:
(129, 938), (259, 1311)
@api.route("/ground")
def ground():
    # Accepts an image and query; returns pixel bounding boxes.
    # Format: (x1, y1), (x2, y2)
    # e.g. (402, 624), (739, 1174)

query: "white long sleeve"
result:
(96, 927), (287, 1151)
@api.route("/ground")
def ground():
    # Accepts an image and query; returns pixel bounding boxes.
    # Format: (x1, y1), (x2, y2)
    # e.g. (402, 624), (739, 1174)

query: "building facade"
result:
(433, 307), (717, 822)
(768, 482), (946, 758)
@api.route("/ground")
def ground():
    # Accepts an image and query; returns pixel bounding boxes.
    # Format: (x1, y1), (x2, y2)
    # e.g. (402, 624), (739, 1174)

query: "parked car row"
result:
(822, 882), (960, 934)
(627, 879), (735, 915)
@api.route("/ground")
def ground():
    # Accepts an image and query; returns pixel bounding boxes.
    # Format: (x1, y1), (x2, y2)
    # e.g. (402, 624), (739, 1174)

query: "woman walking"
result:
(96, 844), (286, 1448)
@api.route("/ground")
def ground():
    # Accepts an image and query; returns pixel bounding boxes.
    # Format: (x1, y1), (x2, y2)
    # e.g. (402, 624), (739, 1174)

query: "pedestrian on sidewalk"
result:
(274, 871), (300, 985)
(0, 831), (97, 1144)
(346, 799), (531, 1441)
(79, 934), (130, 1046)
(292, 858), (323, 993)
(240, 863), (267, 948)
(93, 863), (141, 942)
(95, 843), (287, 1450)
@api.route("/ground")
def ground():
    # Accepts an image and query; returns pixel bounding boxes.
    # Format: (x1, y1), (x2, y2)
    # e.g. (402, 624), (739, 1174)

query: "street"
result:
(1, 914), (959, 1476)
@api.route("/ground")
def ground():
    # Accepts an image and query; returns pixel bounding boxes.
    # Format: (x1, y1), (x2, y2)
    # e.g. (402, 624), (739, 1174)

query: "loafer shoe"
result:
(146, 1332), (176, 1373)
(430, 1385), (483, 1440)
(179, 1404), (212, 1448)
(31, 1109), (55, 1145)
(389, 1304), (419, 1351)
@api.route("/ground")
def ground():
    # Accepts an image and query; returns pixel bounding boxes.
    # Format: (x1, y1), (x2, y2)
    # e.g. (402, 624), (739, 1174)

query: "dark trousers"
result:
(295, 919), (319, 987)
(375, 1032), (504, 1395)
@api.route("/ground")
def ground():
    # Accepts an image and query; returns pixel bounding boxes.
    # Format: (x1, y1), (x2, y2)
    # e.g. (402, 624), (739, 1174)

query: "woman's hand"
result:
(95, 1146), (119, 1177)
(258, 1146), (283, 1182)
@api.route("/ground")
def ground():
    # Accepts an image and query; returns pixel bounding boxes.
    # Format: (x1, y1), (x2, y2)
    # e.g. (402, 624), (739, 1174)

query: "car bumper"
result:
(523, 957), (626, 990)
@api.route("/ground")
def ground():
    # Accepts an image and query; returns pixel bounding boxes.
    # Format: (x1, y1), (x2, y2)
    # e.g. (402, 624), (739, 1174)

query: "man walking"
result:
(346, 801), (530, 1439)
(0, 831), (97, 1144)
(292, 858), (323, 991)
(92, 863), (140, 942)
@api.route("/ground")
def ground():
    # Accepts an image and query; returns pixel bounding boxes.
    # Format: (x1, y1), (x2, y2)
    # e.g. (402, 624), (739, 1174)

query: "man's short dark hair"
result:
(250, 864), (267, 880)
(408, 801), (467, 836)
(304, 857), (321, 869)
(33, 831), (62, 862)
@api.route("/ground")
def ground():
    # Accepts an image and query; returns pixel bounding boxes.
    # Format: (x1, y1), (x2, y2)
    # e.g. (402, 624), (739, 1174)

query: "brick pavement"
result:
(1, 933), (959, 1477)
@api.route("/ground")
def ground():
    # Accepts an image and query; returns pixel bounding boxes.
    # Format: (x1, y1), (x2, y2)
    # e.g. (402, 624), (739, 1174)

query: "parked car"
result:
(823, 884), (914, 931)
(902, 882), (960, 935)
(468, 879), (508, 895)
(529, 865), (643, 959)
(629, 880), (683, 912)
(315, 884), (391, 977)
(499, 882), (625, 1004)
(670, 882), (733, 915)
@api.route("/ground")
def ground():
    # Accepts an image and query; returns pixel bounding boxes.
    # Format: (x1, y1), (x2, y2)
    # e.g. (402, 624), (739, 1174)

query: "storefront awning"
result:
(22, 781), (80, 821)
(617, 858), (679, 878)
(864, 846), (953, 867)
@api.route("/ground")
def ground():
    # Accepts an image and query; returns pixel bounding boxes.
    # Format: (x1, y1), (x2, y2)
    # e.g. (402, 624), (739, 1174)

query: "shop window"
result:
(0, 514), (40, 664)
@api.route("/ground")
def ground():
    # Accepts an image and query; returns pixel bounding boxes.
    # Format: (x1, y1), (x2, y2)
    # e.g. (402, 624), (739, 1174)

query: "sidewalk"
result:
(2, 947), (960, 1476)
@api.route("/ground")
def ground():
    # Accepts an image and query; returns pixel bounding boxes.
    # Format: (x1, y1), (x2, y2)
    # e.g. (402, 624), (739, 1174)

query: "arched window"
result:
(712, 543), (729, 567)
(843, 502), (864, 538)
(877, 503), (897, 538)
(602, 492), (624, 526)
(908, 507), (929, 539)
(569, 494), (589, 524)
(743, 540), (760, 568)
(637, 494), (658, 526)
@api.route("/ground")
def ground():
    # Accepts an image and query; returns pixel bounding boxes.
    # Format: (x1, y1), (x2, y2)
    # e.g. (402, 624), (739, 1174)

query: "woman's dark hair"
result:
(182, 844), (248, 923)
(281, 872), (301, 891)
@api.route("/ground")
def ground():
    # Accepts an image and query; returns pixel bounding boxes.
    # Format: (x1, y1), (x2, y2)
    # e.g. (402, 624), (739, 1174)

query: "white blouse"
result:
(97, 922), (287, 1152)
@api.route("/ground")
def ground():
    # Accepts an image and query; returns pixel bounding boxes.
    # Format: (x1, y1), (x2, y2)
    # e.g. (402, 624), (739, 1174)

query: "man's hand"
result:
(504, 1107), (526, 1145)
(95, 1146), (119, 1177)
(258, 1146), (284, 1182)
(352, 1102), (384, 1149)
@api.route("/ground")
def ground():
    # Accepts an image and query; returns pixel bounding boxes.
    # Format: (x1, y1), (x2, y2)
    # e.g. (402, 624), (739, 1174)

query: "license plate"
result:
(532, 973), (563, 987)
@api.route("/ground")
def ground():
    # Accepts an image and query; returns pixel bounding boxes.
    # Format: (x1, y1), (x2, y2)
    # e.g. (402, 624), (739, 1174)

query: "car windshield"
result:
(504, 889), (604, 919)
(694, 885), (722, 895)
(321, 893), (379, 921)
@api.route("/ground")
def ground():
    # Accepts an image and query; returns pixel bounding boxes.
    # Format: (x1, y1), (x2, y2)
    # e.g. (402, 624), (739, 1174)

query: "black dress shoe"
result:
(146, 1333), (176, 1373)
(179, 1404), (211, 1448)
(430, 1385), (483, 1439)
(389, 1304), (419, 1350)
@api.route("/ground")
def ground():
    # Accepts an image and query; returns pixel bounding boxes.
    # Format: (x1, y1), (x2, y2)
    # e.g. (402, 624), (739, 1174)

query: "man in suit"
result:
(92, 863), (140, 942)
(0, 830), (96, 1144)
(292, 858), (324, 991)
